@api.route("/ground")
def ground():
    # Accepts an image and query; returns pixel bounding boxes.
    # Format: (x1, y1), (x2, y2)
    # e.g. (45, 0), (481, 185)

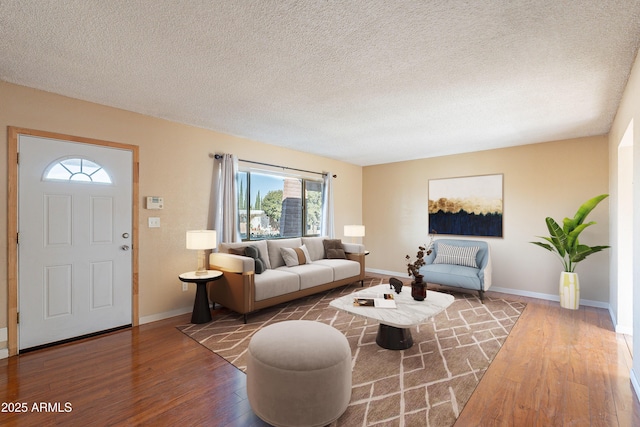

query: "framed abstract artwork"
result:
(428, 174), (503, 237)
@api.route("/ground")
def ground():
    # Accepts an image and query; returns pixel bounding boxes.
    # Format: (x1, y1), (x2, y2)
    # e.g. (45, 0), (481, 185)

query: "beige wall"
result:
(363, 136), (610, 302)
(0, 79), (620, 355)
(608, 49), (640, 393)
(0, 82), (363, 340)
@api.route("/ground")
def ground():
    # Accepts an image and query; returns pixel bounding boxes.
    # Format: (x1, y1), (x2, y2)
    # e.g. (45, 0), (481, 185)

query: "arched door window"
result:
(43, 157), (112, 184)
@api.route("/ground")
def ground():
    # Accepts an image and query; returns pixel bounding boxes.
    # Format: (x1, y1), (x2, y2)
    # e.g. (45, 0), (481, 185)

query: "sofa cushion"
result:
(280, 245), (312, 267)
(314, 259), (361, 281)
(433, 242), (479, 268)
(220, 240), (272, 270)
(301, 237), (326, 261)
(420, 263), (482, 290)
(323, 239), (346, 259)
(254, 269), (301, 301)
(275, 263), (334, 291)
(266, 238), (303, 268)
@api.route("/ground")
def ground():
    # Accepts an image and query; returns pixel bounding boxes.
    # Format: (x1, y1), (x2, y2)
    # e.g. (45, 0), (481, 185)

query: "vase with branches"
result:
(405, 233), (436, 300)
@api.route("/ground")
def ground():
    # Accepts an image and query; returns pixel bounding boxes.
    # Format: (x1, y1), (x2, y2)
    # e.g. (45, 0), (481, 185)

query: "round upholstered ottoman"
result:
(247, 320), (352, 427)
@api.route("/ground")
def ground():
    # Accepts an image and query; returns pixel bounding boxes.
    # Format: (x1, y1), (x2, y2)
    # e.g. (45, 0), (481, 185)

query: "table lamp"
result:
(186, 230), (217, 275)
(344, 225), (365, 243)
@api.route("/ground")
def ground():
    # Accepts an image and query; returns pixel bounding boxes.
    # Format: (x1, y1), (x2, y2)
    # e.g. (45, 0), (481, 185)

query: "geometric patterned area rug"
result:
(177, 276), (526, 426)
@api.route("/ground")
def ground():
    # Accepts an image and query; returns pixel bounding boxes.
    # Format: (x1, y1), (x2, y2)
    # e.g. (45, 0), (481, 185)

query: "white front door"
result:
(18, 135), (133, 350)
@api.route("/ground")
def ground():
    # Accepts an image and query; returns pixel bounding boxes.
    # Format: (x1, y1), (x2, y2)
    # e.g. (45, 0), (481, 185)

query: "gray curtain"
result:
(320, 172), (334, 237)
(210, 154), (240, 244)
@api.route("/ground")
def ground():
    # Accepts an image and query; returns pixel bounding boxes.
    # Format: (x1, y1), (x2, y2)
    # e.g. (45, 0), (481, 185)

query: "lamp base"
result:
(195, 250), (208, 275)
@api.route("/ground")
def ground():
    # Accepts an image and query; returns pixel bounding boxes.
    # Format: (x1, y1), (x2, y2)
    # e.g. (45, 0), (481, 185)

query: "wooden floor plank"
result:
(1, 274), (639, 426)
(456, 288), (640, 427)
(587, 346), (618, 426)
(564, 381), (591, 426)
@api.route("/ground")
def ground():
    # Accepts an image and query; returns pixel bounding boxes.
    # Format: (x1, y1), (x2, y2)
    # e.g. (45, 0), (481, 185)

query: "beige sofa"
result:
(208, 236), (365, 322)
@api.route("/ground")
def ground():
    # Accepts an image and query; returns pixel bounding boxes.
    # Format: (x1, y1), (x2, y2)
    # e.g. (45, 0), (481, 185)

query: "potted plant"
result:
(530, 194), (610, 309)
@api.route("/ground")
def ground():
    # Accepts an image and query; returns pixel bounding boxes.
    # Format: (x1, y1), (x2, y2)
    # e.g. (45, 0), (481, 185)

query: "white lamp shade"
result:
(186, 230), (217, 250)
(344, 225), (365, 237)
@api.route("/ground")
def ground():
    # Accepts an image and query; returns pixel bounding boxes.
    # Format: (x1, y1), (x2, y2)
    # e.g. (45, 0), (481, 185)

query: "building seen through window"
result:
(238, 171), (323, 240)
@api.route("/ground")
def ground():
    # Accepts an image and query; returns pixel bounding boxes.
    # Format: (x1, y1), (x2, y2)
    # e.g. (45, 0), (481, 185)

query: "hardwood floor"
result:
(1, 276), (639, 426)
(456, 293), (640, 427)
(0, 314), (268, 427)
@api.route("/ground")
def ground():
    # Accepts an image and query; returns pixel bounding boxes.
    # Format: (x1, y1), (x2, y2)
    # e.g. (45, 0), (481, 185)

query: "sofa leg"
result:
(479, 290), (485, 303)
(243, 313), (247, 324)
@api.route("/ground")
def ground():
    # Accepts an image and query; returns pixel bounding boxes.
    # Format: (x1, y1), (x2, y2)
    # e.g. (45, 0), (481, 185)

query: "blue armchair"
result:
(419, 239), (492, 302)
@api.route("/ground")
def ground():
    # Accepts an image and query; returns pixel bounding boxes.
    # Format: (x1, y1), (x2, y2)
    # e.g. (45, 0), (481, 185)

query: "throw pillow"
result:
(323, 239), (346, 259)
(433, 243), (479, 268)
(280, 245), (312, 267)
(244, 245), (266, 274)
(228, 247), (246, 256)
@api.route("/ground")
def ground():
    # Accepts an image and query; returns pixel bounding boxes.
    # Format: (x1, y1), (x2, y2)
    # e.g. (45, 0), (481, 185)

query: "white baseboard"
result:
(631, 368), (640, 403)
(139, 302), (221, 325)
(609, 307), (634, 335)
(0, 327), (7, 359)
(366, 268), (407, 277)
(364, 268), (610, 309)
(0, 310), (195, 357)
(609, 306), (618, 330)
(615, 325), (634, 335)
(139, 306), (192, 324)
(488, 286), (609, 309)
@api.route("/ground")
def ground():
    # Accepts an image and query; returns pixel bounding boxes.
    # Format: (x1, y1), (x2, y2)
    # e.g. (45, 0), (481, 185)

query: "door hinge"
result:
(16, 152), (19, 164)
(16, 232), (19, 245)
(17, 312), (19, 324)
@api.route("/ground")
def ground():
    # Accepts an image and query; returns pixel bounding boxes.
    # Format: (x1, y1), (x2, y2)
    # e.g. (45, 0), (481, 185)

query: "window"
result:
(238, 170), (324, 240)
(44, 157), (112, 184)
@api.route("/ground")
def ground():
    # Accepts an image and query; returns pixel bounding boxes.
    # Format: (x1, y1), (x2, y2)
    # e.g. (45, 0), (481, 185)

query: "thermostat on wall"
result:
(146, 196), (164, 209)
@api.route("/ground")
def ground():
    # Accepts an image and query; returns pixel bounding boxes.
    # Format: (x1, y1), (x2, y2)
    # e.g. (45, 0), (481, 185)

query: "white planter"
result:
(559, 272), (580, 310)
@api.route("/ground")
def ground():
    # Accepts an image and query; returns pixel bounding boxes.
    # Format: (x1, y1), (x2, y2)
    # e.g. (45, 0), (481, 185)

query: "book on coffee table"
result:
(353, 292), (396, 308)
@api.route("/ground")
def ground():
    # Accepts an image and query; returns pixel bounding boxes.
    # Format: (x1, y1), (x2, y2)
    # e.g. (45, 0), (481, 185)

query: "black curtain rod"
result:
(210, 153), (337, 178)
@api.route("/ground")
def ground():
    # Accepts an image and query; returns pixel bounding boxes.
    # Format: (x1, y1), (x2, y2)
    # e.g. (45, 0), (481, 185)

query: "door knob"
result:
(121, 245), (130, 251)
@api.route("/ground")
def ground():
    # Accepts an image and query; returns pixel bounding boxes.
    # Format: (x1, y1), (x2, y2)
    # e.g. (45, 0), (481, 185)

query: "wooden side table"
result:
(179, 270), (223, 324)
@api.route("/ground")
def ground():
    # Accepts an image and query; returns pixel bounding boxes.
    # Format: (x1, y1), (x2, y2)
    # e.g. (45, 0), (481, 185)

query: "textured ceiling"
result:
(1, 1), (640, 166)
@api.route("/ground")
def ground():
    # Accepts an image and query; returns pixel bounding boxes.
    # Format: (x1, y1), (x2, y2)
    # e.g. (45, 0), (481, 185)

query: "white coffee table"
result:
(329, 283), (454, 350)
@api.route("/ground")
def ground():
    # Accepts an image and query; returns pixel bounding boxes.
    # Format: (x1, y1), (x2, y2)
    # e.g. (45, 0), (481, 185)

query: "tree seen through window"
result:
(237, 171), (323, 240)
